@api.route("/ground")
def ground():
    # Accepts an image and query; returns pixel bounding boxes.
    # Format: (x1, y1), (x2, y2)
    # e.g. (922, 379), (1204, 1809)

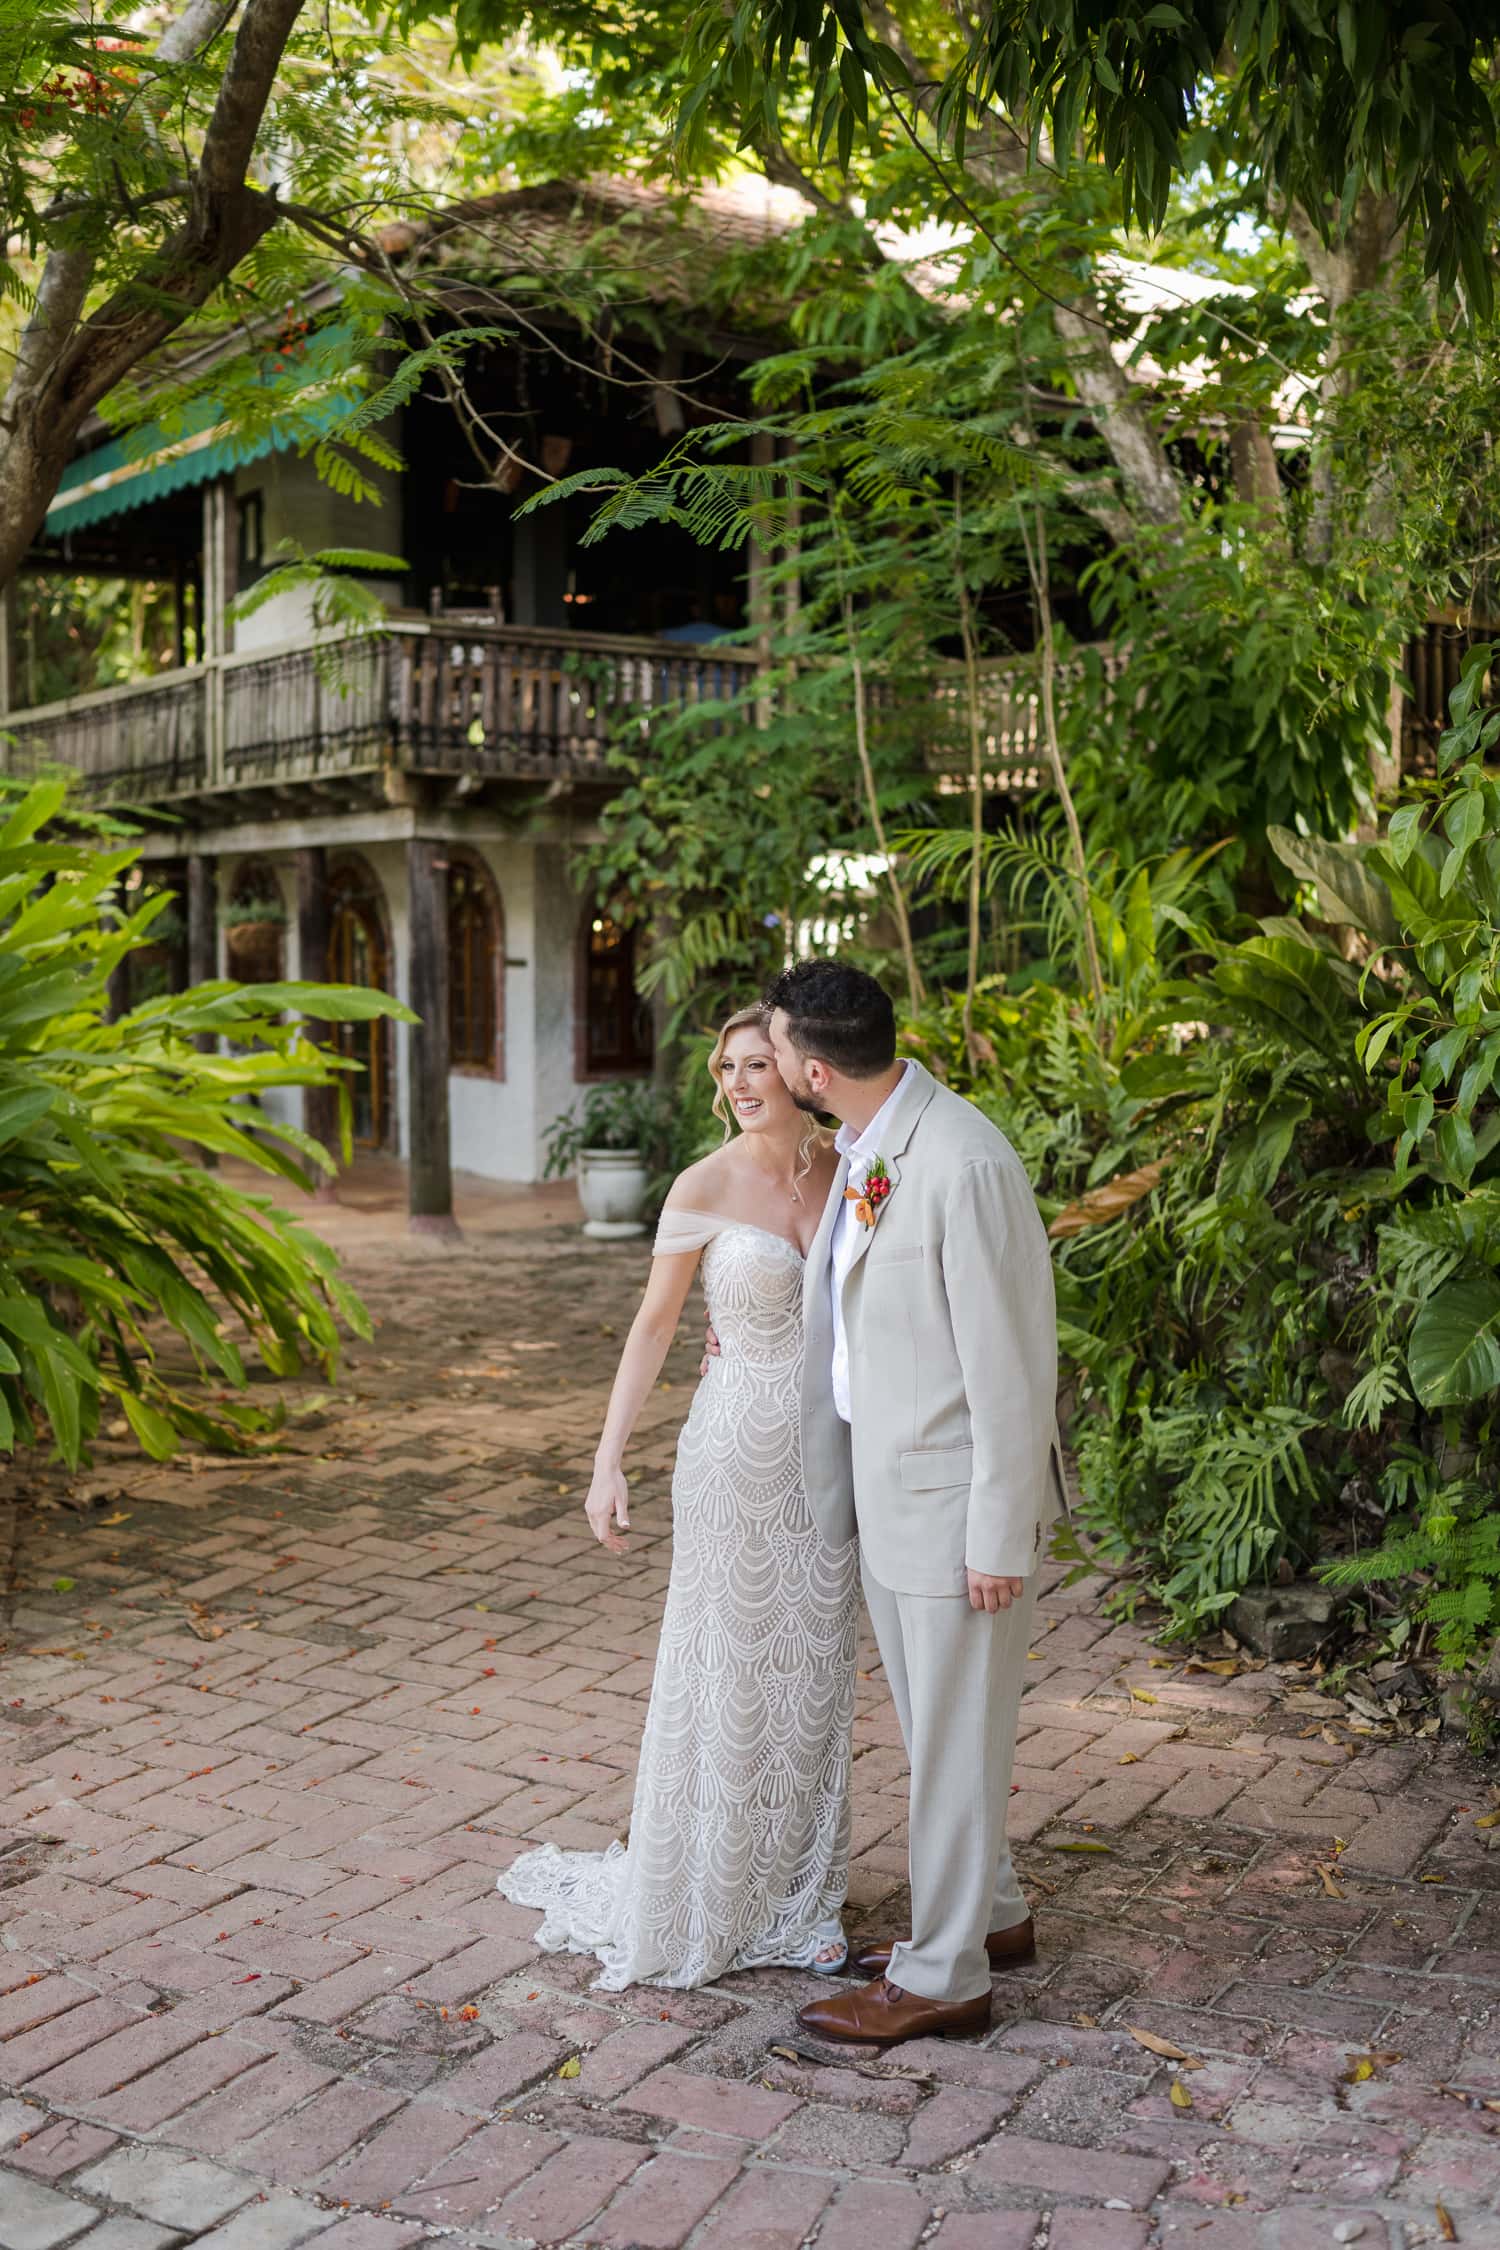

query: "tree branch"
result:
(870, 0), (1186, 535)
(0, 0), (306, 583)
(196, 0), (306, 197)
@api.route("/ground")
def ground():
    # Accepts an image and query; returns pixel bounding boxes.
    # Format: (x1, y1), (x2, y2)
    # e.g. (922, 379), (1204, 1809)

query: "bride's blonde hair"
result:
(708, 1004), (825, 1195)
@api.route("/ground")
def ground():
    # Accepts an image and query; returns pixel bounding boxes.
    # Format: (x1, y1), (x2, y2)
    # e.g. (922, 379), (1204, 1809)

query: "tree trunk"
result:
(1286, 190), (1404, 565)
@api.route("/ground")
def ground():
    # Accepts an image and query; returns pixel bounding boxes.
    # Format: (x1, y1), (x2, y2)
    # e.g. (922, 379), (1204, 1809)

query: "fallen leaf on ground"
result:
(1317, 1864), (1346, 1899)
(1169, 2079), (1194, 2110)
(1126, 2027), (1204, 2067)
(1131, 1689), (1160, 1704)
(1052, 1841), (1112, 1854)
(1071, 2013), (1098, 2029)
(1118, 1752), (1139, 1764)
(1475, 1811), (1500, 1829)
(1435, 2200), (1457, 2242)
(557, 2056), (581, 2079)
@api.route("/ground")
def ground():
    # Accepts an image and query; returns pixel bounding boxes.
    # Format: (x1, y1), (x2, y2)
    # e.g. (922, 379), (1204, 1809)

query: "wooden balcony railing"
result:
(2, 666), (210, 797)
(0, 616), (1083, 803)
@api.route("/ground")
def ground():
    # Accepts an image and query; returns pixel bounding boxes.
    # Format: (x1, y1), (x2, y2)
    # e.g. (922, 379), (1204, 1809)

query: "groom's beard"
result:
(789, 1090), (823, 1115)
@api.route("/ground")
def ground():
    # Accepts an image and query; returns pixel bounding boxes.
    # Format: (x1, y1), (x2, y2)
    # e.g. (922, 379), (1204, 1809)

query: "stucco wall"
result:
(447, 839), (584, 1182)
(233, 434), (403, 651)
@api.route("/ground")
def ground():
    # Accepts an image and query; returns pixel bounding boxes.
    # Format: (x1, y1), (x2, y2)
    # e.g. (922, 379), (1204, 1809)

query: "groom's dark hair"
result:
(764, 960), (897, 1078)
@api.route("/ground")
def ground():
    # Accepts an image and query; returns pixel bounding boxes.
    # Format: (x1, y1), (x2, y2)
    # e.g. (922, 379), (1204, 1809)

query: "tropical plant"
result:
(542, 1078), (671, 1173)
(902, 673), (1500, 1655)
(1321, 1464), (1500, 1667)
(0, 772), (414, 1464)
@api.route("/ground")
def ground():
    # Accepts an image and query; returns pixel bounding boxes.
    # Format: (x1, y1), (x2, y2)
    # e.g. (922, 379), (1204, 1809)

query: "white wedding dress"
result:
(497, 1211), (859, 1989)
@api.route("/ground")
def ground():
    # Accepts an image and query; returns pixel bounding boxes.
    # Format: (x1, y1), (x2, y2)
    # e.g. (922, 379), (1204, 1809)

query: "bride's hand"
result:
(585, 1463), (631, 1554)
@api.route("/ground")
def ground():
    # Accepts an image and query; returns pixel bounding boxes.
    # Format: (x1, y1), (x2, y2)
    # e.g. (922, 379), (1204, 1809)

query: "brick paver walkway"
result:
(2, 1163), (1497, 2250)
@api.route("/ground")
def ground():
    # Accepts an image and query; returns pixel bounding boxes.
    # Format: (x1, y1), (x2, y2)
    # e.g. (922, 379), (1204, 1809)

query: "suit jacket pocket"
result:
(899, 1444), (974, 1491)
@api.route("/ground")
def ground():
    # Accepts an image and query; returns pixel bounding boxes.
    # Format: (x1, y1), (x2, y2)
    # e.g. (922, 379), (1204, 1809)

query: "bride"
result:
(497, 1004), (859, 1988)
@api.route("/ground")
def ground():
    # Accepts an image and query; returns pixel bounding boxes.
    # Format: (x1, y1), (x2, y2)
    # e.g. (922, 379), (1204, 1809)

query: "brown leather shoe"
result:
(797, 1975), (991, 2046)
(850, 1915), (1036, 1979)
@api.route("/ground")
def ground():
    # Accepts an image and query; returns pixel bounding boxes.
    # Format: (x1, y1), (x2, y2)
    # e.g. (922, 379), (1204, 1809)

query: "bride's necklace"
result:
(748, 1149), (804, 1205)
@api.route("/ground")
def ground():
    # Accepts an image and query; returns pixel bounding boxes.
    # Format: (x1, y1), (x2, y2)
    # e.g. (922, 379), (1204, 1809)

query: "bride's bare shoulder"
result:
(664, 1146), (738, 1213)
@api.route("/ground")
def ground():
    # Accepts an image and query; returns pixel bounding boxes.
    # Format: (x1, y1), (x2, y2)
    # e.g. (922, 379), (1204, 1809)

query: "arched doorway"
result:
(577, 903), (654, 1079)
(327, 857), (393, 1147)
(447, 850), (505, 1078)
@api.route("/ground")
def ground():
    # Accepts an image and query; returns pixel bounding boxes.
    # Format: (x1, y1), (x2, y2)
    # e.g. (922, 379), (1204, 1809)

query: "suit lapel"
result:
(840, 1062), (937, 1293)
(803, 1152), (847, 1336)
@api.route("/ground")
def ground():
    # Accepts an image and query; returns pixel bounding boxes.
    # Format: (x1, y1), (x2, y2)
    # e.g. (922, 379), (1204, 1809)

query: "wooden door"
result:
(328, 867), (392, 1146)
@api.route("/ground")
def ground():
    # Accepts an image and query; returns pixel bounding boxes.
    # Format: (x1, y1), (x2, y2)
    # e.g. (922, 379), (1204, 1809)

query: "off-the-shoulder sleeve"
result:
(652, 1208), (725, 1258)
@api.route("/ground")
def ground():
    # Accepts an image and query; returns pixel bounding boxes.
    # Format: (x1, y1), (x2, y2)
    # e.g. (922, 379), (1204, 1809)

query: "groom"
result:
(766, 960), (1065, 2045)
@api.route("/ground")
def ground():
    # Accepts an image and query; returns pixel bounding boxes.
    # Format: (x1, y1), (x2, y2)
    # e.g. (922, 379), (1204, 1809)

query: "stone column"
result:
(296, 846), (340, 1201)
(406, 835), (459, 1235)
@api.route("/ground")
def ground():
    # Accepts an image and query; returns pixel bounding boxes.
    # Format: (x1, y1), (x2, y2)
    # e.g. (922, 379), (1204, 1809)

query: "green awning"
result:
(45, 324), (360, 535)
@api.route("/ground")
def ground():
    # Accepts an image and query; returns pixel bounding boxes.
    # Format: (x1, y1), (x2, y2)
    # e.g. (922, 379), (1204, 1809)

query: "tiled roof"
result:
(380, 175), (811, 323)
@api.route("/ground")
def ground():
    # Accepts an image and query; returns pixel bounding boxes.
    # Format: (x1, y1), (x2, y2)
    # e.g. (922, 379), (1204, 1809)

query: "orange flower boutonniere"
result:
(846, 1155), (893, 1229)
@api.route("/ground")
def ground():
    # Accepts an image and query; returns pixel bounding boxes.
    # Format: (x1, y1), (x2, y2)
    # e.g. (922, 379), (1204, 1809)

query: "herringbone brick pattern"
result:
(1, 1162), (1497, 2250)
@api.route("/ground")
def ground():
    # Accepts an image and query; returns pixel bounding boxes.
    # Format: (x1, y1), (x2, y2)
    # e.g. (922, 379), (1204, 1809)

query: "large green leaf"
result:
(0, 1085), (55, 1145)
(0, 772), (377, 1467)
(1266, 827), (1401, 947)
(1209, 936), (1355, 1059)
(1408, 1271), (1500, 1406)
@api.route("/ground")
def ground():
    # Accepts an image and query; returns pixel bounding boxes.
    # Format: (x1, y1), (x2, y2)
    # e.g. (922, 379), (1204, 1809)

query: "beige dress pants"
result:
(861, 1559), (1038, 2004)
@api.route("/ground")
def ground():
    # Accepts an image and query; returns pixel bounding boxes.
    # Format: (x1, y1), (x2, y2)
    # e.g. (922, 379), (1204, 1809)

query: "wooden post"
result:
(406, 835), (459, 1235)
(201, 481), (236, 785)
(187, 854), (217, 986)
(297, 846), (340, 1202)
(0, 581), (15, 718)
(187, 854), (219, 1165)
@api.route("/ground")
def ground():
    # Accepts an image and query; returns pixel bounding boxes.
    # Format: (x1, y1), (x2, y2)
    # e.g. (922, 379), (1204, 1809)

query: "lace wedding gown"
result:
(497, 1212), (859, 1989)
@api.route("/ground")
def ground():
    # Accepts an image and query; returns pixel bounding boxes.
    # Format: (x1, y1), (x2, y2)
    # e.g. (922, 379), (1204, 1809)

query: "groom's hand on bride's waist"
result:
(967, 1570), (1025, 1612)
(700, 1318), (721, 1377)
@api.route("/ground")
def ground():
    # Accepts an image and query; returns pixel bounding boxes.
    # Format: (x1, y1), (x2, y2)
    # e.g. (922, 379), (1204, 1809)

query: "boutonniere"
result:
(846, 1155), (893, 1229)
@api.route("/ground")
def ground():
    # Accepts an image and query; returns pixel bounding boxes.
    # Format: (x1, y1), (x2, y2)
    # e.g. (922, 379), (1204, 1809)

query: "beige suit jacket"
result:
(799, 1061), (1066, 1596)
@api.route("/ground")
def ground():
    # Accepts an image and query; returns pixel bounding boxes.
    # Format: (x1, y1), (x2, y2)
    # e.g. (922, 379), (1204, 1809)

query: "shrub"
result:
(0, 773), (412, 1464)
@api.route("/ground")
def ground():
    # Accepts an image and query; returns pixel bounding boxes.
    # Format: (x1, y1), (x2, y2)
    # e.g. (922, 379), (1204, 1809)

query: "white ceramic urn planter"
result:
(578, 1147), (650, 1238)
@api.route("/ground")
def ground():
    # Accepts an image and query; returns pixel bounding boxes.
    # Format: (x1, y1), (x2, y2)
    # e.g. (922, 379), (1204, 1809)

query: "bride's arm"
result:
(586, 1250), (701, 1553)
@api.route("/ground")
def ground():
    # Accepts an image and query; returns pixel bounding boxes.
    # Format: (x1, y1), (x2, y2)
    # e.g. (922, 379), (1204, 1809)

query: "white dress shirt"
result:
(829, 1061), (915, 1422)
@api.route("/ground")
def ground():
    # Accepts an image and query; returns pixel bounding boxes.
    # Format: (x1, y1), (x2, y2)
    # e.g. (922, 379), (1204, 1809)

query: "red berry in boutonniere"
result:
(846, 1156), (892, 1226)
